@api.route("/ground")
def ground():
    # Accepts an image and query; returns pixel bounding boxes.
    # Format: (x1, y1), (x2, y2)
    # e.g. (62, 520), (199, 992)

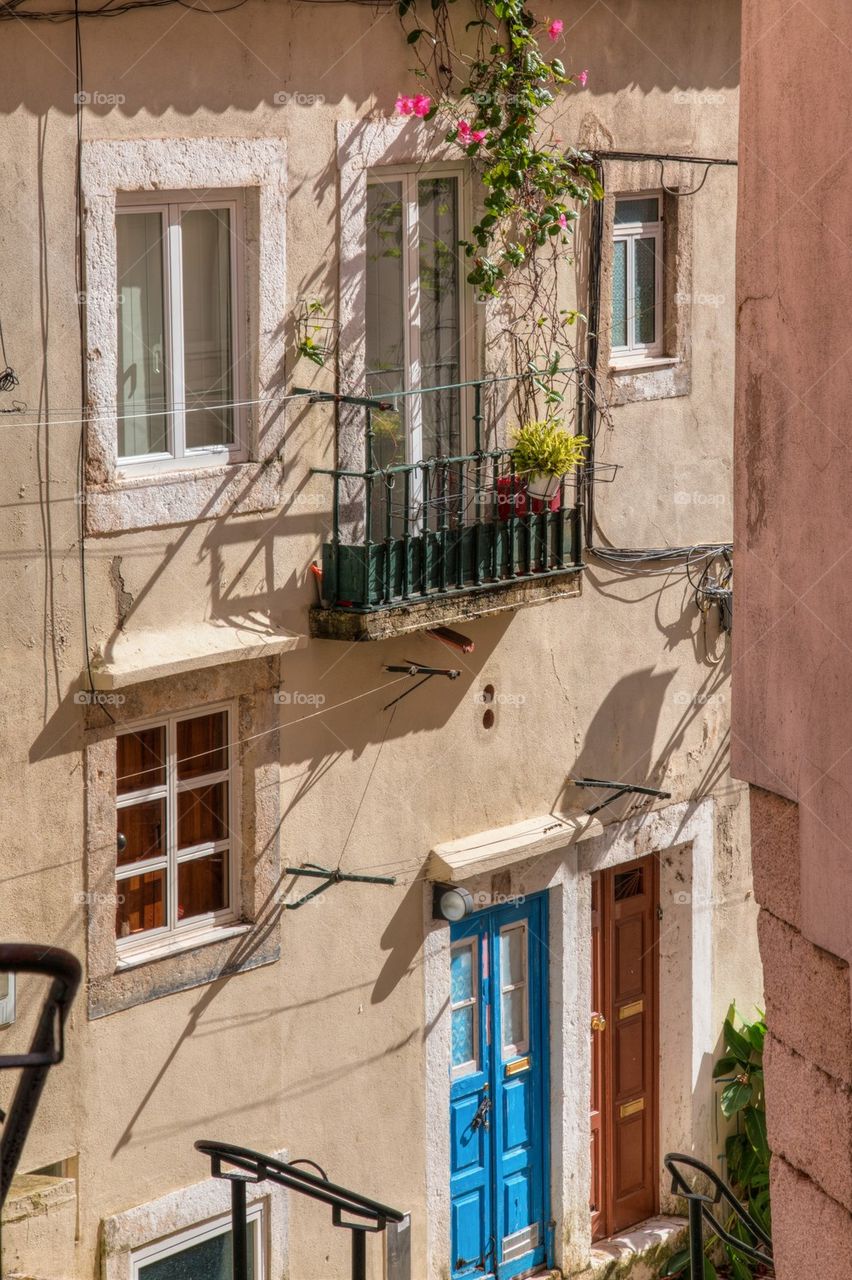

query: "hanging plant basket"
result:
(525, 471), (562, 502)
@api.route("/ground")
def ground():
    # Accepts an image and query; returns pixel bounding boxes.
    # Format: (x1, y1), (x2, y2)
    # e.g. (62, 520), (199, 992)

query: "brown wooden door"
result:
(590, 857), (659, 1240)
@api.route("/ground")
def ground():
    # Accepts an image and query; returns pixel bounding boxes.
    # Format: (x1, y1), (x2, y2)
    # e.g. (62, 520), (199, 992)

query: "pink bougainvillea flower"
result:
(558, 212), (568, 229)
(457, 119), (472, 141)
(577, 68), (589, 86)
(396, 95), (415, 116)
(547, 18), (563, 40)
(412, 93), (432, 117)
(471, 129), (487, 143)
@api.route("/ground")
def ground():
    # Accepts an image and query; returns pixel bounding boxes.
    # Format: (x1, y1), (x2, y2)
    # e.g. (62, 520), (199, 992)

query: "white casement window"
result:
(131, 1205), (263, 1280)
(115, 705), (238, 959)
(115, 191), (246, 469)
(0, 972), (15, 1027)
(365, 169), (467, 468)
(611, 193), (664, 362)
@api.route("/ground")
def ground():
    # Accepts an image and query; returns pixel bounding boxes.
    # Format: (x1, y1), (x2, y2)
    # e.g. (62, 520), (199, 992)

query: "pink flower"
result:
(471, 129), (487, 143)
(547, 18), (563, 40)
(457, 119), (472, 142)
(558, 212), (568, 229)
(577, 68), (589, 87)
(396, 95), (415, 116)
(412, 93), (431, 117)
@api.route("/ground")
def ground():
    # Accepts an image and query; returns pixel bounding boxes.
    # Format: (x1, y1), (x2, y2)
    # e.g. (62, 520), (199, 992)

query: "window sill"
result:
(115, 922), (252, 972)
(609, 356), (680, 373)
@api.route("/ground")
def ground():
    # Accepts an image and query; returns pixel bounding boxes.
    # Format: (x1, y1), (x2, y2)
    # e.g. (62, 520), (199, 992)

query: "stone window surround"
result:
(83, 658), (281, 1020)
(101, 1152), (288, 1280)
(423, 797), (716, 1279)
(597, 159), (696, 405)
(80, 136), (287, 536)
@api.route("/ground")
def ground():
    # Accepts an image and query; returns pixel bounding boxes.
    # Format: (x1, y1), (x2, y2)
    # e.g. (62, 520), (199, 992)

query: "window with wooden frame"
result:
(131, 1204), (263, 1280)
(115, 191), (246, 469)
(115, 706), (238, 958)
(611, 194), (664, 363)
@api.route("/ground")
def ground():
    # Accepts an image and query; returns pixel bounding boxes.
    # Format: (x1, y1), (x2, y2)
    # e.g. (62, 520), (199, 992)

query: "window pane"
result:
(451, 1005), (475, 1068)
(615, 197), (660, 225)
(116, 869), (165, 938)
(634, 236), (657, 344)
(117, 212), (169, 459)
(500, 926), (526, 989)
(177, 711), (228, 780)
(117, 797), (166, 866)
(501, 988), (526, 1052)
(366, 181), (406, 471)
(139, 1226), (255, 1280)
(178, 781), (229, 849)
(418, 177), (461, 458)
(0, 974), (8, 1001)
(451, 945), (473, 1004)
(612, 238), (628, 348)
(117, 727), (166, 794)
(178, 851), (228, 920)
(181, 208), (235, 449)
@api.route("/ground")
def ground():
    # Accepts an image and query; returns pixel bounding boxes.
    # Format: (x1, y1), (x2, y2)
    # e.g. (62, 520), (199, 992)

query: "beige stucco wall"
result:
(0, 2), (759, 1278)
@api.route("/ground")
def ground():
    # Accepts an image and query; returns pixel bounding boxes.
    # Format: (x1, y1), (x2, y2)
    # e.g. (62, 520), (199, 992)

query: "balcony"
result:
(308, 384), (584, 640)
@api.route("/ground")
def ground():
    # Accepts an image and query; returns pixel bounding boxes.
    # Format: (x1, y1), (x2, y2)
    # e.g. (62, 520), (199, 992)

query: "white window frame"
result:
(499, 920), (529, 1061)
(0, 972), (15, 1027)
(365, 165), (473, 464)
(115, 702), (239, 964)
(611, 192), (664, 365)
(115, 189), (247, 473)
(131, 1204), (264, 1280)
(450, 937), (479, 1079)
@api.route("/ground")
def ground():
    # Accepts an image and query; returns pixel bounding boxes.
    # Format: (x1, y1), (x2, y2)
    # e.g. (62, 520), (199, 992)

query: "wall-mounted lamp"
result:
(432, 883), (473, 923)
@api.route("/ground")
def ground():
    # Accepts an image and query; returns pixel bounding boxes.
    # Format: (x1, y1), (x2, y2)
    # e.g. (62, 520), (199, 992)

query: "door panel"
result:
(590, 858), (658, 1241)
(450, 895), (549, 1280)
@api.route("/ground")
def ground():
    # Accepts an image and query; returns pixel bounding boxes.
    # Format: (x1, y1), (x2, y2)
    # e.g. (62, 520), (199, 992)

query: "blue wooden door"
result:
(450, 894), (549, 1280)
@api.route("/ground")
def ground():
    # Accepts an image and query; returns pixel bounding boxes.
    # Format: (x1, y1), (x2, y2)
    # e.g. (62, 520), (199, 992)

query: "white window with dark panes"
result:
(116, 191), (245, 468)
(0, 972), (14, 1027)
(115, 706), (237, 957)
(131, 1206), (262, 1280)
(611, 193), (664, 363)
(365, 169), (466, 470)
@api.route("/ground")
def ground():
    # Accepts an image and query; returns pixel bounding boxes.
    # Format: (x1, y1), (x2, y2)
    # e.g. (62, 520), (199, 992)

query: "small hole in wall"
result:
(483, 708), (495, 729)
(482, 684), (495, 703)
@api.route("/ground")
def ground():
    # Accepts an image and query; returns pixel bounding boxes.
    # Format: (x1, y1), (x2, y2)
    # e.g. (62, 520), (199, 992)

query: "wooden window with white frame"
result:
(115, 705), (238, 959)
(611, 193), (664, 363)
(131, 1203), (263, 1280)
(115, 190), (246, 469)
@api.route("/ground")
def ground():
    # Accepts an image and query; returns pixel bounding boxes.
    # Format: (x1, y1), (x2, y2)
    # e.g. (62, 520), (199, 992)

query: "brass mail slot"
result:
(620, 1097), (645, 1119)
(619, 999), (644, 1020)
(505, 1056), (531, 1076)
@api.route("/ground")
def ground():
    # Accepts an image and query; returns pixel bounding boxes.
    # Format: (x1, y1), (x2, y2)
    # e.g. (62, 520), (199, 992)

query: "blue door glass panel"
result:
(450, 894), (550, 1280)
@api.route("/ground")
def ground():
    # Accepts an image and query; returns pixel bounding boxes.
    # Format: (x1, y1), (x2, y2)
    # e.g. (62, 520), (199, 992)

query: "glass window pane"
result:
(501, 988), (526, 1052)
(0, 974), (8, 1002)
(500, 926), (526, 989)
(615, 197), (660, 225)
(117, 797), (166, 866)
(178, 851), (228, 920)
(451, 945), (474, 1005)
(181, 208), (235, 449)
(612, 238), (628, 348)
(177, 781), (229, 849)
(634, 236), (657, 344)
(177, 711), (228, 780)
(139, 1226), (255, 1280)
(451, 1005), (475, 1068)
(366, 182), (406, 471)
(116, 869), (165, 938)
(117, 727), (166, 794)
(417, 177), (461, 458)
(117, 211), (169, 459)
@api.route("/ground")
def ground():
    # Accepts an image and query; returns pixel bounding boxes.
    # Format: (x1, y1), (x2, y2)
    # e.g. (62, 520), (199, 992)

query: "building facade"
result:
(0, 2), (760, 1278)
(734, 1), (852, 1275)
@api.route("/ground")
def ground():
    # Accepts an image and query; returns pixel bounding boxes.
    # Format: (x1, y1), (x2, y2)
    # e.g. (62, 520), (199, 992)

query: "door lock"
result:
(591, 1012), (607, 1032)
(470, 1095), (492, 1131)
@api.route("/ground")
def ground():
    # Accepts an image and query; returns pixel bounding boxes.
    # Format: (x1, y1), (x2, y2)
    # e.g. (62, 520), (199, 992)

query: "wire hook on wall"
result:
(657, 159), (712, 197)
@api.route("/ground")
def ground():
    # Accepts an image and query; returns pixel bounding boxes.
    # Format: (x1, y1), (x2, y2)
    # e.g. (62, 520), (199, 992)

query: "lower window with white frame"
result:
(131, 1205), (263, 1280)
(115, 704), (238, 958)
(611, 192), (664, 363)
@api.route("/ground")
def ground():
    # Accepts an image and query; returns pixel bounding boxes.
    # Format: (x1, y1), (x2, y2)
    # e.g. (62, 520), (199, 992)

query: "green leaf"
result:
(407, 27), (422, 42)
(746, 1021), (766, 1055)
(712, 1055), (740, 1079)
(725, 1250), (754, 1280)
(659, 1246), (690, 1278)
(703, 1259), (718, 1280)
(397, 0), (412, 13)
(721, 1079), (753, 1117)
(744, 1107), (769, 1164)
(724, 1017), (754, 1064)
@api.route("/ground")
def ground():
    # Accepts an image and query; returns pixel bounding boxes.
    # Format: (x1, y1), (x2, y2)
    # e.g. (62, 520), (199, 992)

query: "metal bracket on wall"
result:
(571, 777), (671, 816)
(383, 662), (461, 711)
(283, 863), (396, 910)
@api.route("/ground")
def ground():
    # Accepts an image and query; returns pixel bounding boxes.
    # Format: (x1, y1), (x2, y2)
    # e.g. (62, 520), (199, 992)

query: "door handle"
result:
(591, 1012), (607, 1032)
(470, 1095), (492, 1131)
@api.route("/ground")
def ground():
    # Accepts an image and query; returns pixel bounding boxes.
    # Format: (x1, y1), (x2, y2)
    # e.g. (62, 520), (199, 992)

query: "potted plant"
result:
(511, 420), (588, 502)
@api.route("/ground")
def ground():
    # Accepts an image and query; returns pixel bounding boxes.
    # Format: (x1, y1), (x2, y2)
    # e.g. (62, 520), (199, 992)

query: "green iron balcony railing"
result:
(307, 380), (585, 613)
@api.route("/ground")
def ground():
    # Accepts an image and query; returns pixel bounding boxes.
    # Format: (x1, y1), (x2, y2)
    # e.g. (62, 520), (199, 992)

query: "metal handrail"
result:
(196, 1140), (404, 1280)
(664, 1152), (774, 1278)
(0, 944), (81, 1207)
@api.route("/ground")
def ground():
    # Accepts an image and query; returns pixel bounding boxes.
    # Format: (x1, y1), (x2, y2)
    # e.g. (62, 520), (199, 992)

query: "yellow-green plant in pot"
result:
(512, 420), (588, 502)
